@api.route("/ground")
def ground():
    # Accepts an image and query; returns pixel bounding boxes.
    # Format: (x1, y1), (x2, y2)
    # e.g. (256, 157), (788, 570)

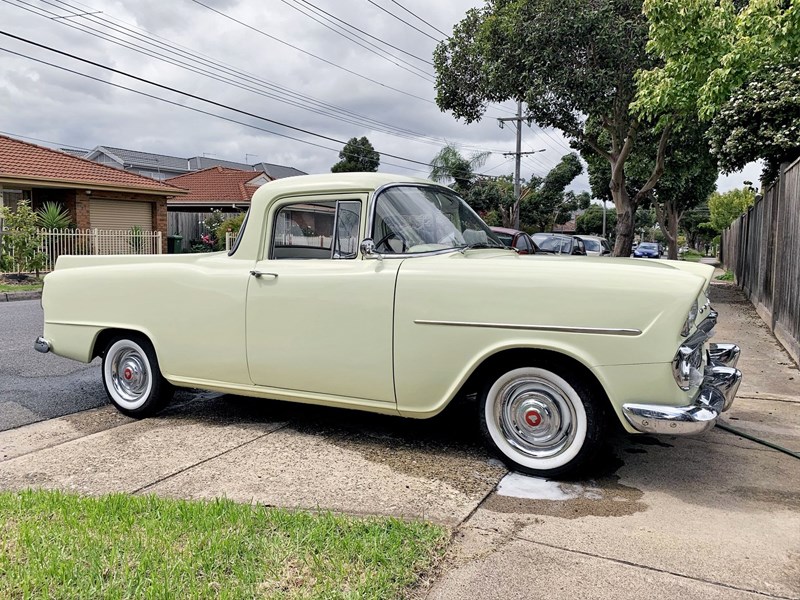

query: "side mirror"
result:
(360, 238), (382, 261)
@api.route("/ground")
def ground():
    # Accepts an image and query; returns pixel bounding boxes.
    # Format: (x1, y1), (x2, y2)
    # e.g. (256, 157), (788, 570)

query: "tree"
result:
(708, 188), (755, 232)
(519, 154), (588, 232)
(635, 0), (799, 121)
(331, 137), (380, 173)
(576, 204), (617, 238)
(651, 127), (719, 259)
(433, 0), (673, 256)
(0, 200), (46, 276)
(429, 144), (489, 194)
(466, 176), (514, 214)
(707, 64), (800, 184)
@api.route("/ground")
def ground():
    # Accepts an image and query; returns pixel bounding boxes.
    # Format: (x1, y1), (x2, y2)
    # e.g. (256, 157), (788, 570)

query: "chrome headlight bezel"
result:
(680, 299), (699, 338)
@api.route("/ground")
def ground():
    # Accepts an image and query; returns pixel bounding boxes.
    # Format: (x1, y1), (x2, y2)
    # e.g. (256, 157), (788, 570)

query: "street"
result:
(0, 299), (106, 431)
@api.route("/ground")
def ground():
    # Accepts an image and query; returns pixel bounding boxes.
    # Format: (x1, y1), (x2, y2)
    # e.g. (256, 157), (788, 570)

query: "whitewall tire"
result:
(479, 365), (603, 478)
(102, 334), (173, 417)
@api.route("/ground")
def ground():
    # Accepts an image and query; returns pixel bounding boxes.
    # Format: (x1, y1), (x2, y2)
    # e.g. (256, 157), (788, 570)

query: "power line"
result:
(277, 0), (435, 82)
(0, 130), (88, 151)
(0, 30), (435, 168)
(386, 0), (451, 39)
(186, 0), (437, 105)
(292, 0), (433, 65)
(0, 46), (429, 175)
(10, 0), (502, 156)
(364, 0), (441, 42)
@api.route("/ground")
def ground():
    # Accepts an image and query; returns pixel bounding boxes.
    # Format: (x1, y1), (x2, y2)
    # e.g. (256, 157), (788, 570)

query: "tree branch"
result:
(611, 121), (639, 182)
(634, 120), (674, 203)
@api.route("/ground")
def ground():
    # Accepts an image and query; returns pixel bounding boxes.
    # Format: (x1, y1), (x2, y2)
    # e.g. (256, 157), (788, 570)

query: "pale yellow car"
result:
(36, 173), (742, 478)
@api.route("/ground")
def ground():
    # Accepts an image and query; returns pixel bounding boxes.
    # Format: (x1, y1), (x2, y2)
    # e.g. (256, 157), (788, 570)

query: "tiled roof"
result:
(188, 156), (254, 171)
(256, 162), (307, 179)
(58, 148), (89, 158)
(165, 166), (261, 204)
(0, 135), (185, 194)
(90, 146), (190, 171)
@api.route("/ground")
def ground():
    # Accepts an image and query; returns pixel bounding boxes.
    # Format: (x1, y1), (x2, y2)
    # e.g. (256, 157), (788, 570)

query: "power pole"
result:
(497, 100), (544, 229)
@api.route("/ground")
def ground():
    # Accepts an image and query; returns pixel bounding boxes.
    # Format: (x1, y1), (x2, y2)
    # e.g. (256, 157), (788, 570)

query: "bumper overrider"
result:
(622, 311), (742, 435)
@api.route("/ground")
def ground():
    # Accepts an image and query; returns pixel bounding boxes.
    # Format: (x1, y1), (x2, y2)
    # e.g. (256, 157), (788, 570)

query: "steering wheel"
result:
(374, 231), (405, 253)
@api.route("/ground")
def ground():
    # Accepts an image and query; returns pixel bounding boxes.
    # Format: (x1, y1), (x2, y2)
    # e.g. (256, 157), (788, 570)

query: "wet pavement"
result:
(0, 282), (798, 598)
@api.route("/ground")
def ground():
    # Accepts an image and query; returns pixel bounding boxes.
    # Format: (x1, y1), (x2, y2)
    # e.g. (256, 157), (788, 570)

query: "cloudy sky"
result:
(0, 0), (758, 192)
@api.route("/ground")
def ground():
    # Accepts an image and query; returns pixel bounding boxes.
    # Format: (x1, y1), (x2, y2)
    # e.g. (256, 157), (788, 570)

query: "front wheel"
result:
(102, 334), (174, 418)
(479, 365), (603, 478)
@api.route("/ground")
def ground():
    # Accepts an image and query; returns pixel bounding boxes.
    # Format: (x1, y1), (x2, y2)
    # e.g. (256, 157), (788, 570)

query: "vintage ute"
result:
(36, 173), (742, 477)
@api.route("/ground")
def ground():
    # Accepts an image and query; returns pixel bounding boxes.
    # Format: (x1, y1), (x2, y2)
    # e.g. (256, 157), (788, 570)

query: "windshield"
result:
(371, 185), (504, 254)
(639, 243), (657, 250)
(534, 234), (571, 253)
(582, 239), (601, 252)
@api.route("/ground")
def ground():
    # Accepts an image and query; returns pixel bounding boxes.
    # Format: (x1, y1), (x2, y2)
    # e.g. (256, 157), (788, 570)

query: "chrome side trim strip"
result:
(413, 320), (642, 336)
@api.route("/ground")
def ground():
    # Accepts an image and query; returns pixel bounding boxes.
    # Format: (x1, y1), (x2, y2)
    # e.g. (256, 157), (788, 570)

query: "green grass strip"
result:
(0, 284), (42, 292)
(0, 490), (447, 599)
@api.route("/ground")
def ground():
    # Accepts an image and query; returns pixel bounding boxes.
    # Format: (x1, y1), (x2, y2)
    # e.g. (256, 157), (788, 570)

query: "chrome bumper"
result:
(622, 342), (742, 435)
(34, 336), (51, 353)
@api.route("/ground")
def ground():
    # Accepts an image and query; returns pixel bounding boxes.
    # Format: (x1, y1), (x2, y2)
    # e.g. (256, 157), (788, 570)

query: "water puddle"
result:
(486, 472), (646, 518)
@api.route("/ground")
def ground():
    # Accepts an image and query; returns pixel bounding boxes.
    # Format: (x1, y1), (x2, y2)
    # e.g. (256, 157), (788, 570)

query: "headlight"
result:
(681, 299), (699, 337)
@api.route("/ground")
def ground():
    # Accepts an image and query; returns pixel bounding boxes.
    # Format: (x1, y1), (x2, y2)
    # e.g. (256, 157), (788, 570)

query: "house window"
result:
(271, 200), (361, 260)
(0, 189), (29, 212)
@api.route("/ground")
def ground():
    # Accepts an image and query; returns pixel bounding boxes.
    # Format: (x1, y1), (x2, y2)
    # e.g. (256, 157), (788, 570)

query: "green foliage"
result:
(331, 137), (380, 172)
(520, 154), (588, 231)
(708, 187), (755, 231)
(36, 201), (72, 230)
(430, 144), (489, 193)
(635, 0), (799, 121)
(0, 490), (447, 599)
(215, 213), (246, 250)
(708, 64), (800, 184)
(466, 176), (514, 213)
(0, 200), (46, 275)
(716, 270), (735, 280)
(433, 0), (672, 254)
(576, 204), (617, 237)
(129, 225), (144, 253)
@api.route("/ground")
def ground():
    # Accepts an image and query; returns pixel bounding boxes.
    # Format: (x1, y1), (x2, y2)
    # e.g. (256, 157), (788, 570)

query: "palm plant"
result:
(429, 144), (489, 193)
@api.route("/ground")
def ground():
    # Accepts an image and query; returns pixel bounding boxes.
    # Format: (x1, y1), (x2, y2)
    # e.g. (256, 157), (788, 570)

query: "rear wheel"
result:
(479, 364), (603, 478)
(102, 334), (173, 417)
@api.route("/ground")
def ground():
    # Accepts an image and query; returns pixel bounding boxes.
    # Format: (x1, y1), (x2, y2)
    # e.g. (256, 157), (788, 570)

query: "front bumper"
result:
(622, 341), (742, 435)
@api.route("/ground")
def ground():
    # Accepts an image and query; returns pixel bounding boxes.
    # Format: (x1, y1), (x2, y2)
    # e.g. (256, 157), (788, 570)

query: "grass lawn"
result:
(0, 490), (448, 599)
(0, 283), (42, 292)
(681, 249), (705, 262)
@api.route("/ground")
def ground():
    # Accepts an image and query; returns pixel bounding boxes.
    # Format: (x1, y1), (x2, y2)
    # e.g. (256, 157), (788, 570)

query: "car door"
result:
(245, 193), (399, 404)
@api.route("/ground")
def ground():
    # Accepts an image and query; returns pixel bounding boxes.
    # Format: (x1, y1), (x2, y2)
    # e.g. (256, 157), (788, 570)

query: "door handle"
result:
(250, 270), (278, 278)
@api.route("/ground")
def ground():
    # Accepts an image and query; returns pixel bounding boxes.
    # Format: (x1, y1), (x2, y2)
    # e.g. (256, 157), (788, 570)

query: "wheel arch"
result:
(459, 347), (611, 414)
(92, 327), (156, 360)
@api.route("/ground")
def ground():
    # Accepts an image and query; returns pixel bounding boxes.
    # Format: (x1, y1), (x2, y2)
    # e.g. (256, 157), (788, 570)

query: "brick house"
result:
(0, 135), (186, 252)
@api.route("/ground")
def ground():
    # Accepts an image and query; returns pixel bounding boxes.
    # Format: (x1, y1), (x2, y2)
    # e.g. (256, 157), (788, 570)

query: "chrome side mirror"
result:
(360, 238), (383, 261)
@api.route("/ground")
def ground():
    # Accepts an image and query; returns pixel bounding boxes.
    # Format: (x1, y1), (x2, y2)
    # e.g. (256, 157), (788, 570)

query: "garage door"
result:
(90, 199), (153, 231)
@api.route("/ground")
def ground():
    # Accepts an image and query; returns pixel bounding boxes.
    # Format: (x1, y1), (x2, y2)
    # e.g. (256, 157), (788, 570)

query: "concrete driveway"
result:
(0, 281), (798, 599)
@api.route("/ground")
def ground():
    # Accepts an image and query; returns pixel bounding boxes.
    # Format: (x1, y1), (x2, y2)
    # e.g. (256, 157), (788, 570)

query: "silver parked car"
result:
(573, 235), (612, 256)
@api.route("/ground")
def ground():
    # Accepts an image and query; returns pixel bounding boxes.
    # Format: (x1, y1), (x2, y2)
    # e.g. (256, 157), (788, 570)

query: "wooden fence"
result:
(721, 157), (800, 364)
(168, 212), (216, 252)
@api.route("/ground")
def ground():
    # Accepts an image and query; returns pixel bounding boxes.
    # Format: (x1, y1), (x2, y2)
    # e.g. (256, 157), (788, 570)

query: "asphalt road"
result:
(0, 299), (106, 432)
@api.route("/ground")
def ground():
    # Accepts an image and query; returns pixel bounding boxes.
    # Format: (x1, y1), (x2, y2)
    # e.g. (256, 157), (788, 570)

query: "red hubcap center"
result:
(123, 367), (133, 380)
(524, 410), (542, 427)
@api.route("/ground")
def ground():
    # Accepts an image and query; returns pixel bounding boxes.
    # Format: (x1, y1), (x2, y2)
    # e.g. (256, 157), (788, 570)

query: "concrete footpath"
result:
(1, 279), (798, 599)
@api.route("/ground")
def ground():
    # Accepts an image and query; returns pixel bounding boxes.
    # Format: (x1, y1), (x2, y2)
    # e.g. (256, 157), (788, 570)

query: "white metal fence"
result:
(1, 228), (162, 273)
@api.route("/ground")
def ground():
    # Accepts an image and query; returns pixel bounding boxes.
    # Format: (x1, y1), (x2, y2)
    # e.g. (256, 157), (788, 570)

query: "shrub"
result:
(215, 214), (246, 250)
(36, 202), (72, 230)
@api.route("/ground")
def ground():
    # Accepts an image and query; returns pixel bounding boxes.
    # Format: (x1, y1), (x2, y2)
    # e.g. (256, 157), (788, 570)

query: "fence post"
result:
(770, 162), (789, 330)
(93, 228), (99, 255)
(156, 231), (162, 254)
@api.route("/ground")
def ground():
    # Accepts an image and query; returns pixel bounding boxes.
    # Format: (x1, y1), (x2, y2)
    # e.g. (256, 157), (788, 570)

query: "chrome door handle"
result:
(250, 270), (278, 278)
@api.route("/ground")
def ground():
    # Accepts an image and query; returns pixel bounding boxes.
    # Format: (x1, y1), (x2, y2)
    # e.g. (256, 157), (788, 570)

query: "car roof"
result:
(574, 235), (608, 241)
(490, 226), (524, 235)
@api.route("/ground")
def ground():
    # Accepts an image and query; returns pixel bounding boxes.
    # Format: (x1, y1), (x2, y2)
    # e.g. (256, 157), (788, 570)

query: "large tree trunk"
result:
(609, 164), (635, 257)
(654, 200), (681, 260)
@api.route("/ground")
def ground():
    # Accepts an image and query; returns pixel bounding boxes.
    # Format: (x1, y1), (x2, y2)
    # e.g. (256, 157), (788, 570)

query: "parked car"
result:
(36, 173), (741, 478)
(490, 226), (538, 254)
(634, 242), (661, 258)
(573, 235), (612, 256)
(532, 233), (587, 255)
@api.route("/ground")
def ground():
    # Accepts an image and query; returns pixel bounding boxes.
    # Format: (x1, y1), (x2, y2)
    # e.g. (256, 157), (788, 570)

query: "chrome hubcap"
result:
(495, 377), (577, 459)
(110, 347), (150, 403)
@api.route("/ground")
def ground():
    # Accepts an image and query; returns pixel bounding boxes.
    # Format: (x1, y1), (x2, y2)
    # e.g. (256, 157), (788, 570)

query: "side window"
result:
(271, 200), (361, 260)
(514, 235), (528, 251)
(333, 201), (361, 259)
